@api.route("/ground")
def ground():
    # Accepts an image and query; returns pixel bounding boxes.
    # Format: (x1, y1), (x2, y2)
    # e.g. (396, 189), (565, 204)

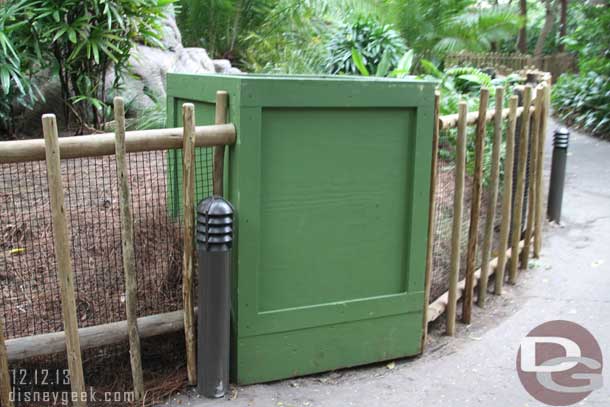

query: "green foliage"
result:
(244, 0), (391, 74)
(2, 0), (170, 131)
(325, 16), (406, 75)
(0, 0), (43, 136)
(553, 72), (610, 138)
(177, 0), (274, 61)
(551, 3), (610, 138)
(350, 48), (414, 78)
(563, 3), (610, 77)
(387, 0), (521, 58)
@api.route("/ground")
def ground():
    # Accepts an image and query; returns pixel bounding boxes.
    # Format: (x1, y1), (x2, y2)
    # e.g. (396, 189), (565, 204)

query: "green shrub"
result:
(325, 16), (406, 75)
(2, 0), (171, 131)
(552, 72), (610, 138)
(0, 0), (43, 137)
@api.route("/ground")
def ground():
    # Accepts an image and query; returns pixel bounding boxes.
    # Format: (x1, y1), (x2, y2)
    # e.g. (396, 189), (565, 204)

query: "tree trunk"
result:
(534, 0), (555, 58)
(517, 0), (528, 53)
(558, 0), (568, 52)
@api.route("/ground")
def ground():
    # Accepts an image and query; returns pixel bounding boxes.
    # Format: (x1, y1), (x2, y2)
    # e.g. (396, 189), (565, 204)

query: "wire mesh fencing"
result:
(1, 149), (213, 339)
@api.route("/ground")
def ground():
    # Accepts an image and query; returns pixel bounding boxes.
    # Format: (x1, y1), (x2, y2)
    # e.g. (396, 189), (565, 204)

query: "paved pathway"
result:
(167, 119), (610, 407)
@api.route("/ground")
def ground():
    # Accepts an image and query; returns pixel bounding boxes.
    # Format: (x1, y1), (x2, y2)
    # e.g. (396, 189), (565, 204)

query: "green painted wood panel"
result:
(166, 73), (435, 385)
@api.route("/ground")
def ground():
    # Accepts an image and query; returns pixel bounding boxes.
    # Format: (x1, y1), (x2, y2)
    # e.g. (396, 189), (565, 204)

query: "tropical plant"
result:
(351, 48), (414, 78)
(552, 72), (610, 138)
(0, 0), (43, 137)
(243, 0), (390, 74)
(387, 0), (521, 59)
(177, 0), (274, 61)
(551, 3), (610, 138)
(3, 0), (172, 131)
(326, 16), (406, 75)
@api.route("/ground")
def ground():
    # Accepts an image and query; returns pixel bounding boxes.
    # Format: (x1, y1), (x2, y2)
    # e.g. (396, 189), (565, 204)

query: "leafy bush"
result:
(552, 72), (610, 138)
(243, 0), (391, 74)
(386, 0), (520, 58)
(2, 0), (171, 132)
(0, 0), (43, 136)
(325, 17), (406, 75)
(177, 0), (273, 61)
(551, 3), (610, 138)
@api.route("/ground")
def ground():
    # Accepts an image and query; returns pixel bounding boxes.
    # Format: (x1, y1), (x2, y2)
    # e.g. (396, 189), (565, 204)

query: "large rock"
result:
(107, 7), (240, 110)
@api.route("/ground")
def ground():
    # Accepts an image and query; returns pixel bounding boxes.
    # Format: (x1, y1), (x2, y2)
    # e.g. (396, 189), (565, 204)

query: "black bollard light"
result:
(547, 128), (570, 223)
(196, 196), (234, 398)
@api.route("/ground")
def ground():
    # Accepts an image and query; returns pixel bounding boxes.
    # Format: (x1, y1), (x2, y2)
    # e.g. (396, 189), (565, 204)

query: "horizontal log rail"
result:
(0, 124), (236, 164)
(439, 105), (533, 130)
(6, 309), (194, 362)
(427, 240), (526, 324)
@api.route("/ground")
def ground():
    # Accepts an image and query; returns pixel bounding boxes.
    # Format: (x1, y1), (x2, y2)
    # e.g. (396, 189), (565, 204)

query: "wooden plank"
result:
(521, 89), (543, 268)
(0, 317), (13, 407)
(463, 88), (489, 324)
(182, 103), (197, 385)
(7, 309), (192, 362)
(446, 101), (468, 336)
(42, 114), (87, 407)
(213, 91), (229, 196)
(495, 96), (519, 295)
(478, 87), (504, 307)
(422, 91), (440, 348)
(509, 86), (533, 284)
(534, 84), (550, 257)
(428, 241), (526, 324)
(113, 97), (144, 401)
(0, 124), (236, 164)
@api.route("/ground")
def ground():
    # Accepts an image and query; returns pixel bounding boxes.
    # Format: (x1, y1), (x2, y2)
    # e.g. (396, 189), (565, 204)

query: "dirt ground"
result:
(0, 151), (184, 339)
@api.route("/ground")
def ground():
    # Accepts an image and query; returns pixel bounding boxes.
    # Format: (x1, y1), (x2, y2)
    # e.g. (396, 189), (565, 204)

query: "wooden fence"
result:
(446, 52), (576, 80)
(423, 73), (551, 341)
(0, 76), (551, 404)
(0, 92), (235, 406)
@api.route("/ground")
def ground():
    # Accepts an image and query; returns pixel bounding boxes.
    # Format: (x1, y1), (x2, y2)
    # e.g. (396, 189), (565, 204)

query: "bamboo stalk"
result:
(113, 97), (144, 401)
(463, 88), (489, 324)
(478, 87), (504, 307)
(495, 96), (519, 295)
(446, 101), (468, 336)
(422, 91), (441, 348)
(213, 91), (229, 196)
(509, 86), (533, 284)
(0, 318), (12, 407)
(534, 84), (550, 257)
(42, 114), (87, 407)
(521, 89), (543, 268)
(182, 104), (197, 386)
(0, 124), (236, 164)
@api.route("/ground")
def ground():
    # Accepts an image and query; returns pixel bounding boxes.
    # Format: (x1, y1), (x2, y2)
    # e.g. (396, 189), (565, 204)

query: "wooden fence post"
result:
(114, 97), (145, 401)
(495, 96), (519, 295)
(509, 86), (532, 284)
(463, 88), (489, 324)
(478, 87), (504, 306)
(447, 102), (468, 336)
(213, 91), (229, 196)
(521, 88), (543, 268)
(534, 84), (550, 257)
(422, 91), (440, 347)
(42, 114), (87, 407)
(0, 317), (12, 407)
(182, 104), (197, 385)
